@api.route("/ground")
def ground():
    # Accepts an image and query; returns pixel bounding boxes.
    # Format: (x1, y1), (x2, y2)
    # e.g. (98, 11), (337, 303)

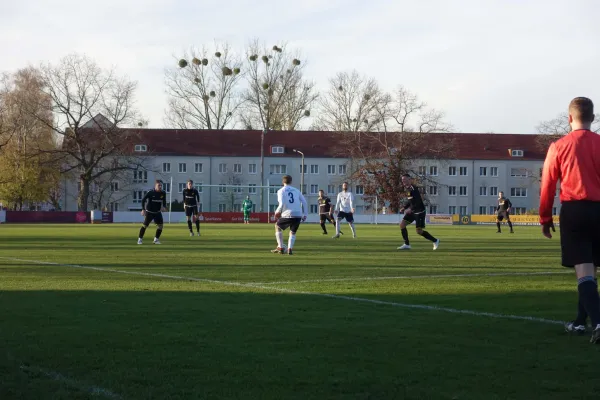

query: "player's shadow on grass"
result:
(0, 288), (598, 400)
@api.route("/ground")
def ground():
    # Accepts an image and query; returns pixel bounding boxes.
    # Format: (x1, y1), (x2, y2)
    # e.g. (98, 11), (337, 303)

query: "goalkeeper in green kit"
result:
(242, 196), (253, 224)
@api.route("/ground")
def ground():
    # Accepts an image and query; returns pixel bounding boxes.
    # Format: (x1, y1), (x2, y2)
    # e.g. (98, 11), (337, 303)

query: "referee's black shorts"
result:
(560, 201), (600, 267)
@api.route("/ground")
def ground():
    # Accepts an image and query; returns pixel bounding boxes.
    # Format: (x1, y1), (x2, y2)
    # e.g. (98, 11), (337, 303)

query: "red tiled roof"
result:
(130, 129), (548, 161)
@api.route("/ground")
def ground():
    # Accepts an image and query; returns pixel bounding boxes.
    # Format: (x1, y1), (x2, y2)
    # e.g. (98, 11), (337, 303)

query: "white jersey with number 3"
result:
(276, 185), (307, 218)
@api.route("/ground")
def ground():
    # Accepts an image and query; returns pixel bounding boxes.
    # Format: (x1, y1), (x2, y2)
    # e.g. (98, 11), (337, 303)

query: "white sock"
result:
(349, 223), (356, 235)
(275, 231), (284, 248)
(288, 233), (296, 250)
(336, 220), (341, 235)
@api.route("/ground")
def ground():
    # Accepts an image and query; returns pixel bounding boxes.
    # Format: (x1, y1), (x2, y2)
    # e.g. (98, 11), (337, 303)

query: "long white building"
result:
(61, 129), (559, 216)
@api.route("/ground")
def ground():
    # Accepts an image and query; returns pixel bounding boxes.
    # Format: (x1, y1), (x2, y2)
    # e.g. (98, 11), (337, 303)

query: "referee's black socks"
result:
(578, 276), (600, 327)
(187, 220), (193, 232)
(401, 228), (409, 245)
(420, 230), (437, 243)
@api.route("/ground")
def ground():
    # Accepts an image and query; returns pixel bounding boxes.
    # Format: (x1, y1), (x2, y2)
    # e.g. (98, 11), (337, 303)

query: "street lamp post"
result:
(260, 128), (266, 212)
(293, 149), (305, 194)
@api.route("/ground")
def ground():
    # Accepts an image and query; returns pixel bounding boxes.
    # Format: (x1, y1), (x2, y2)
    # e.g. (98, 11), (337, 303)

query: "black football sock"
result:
(496, 222), (501, 232)
(420, 230), (437, 243)
(139, 226), (146, 239)
(578, 277), (600, 327)
(401, 228), (410, 245)
(575, 278), (598, 326)
(195, 220), (200, 233)
(187, 220), (193, 232)
(155, 228), (163, 239)
(508, 221), (513, 231)
(320, 221), (327, 233)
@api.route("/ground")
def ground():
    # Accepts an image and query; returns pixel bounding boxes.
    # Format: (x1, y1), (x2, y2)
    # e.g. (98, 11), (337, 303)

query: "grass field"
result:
(0, 222), (598, 400)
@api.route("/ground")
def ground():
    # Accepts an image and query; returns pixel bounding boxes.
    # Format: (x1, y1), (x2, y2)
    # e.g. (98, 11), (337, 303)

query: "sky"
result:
(1, 0), (599, 133)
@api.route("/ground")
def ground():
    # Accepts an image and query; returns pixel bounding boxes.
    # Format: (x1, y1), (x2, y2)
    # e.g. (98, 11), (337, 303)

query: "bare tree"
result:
(34, 54), (146, 211)
(330, 85), (453, 212)
(241, 41), (317, 210)
(165, 44), (244, 129)
(535, 111), (600, 151)
(315, 70), (384, 132)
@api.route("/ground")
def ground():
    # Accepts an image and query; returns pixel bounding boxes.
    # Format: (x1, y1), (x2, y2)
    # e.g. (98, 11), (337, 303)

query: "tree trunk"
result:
(78, 176), (90, 211)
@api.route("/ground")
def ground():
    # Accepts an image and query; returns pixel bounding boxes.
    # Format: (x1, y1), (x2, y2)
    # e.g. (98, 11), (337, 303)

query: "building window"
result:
(459, 186), (468, 196)
(110, 181), (119, 192)
(249, 184), (256, 194)
(490, 186), (498, 196)
(489, 206), (496, 214)
(301, 184), (307, 194)
(418, 166), (426, 176)
(448, 186), (457, 196)
(299, 164), (307, 174)
(270, 185), (278, 194)
(510, 168), (528, 177)
(178, 163), (187, 173)
(310, 165), (319, 174)
(233, 203), (241, 211)
(163, 182), (171, 193)
(178, 183), (186, 193)
(429, 205), (437, 214)
(232, 184), (242, 193)
(552, 207), (557, 215)
(429, 166), (438, 176)
(194, 183), (202, 193)
(490, 167), (498, 177)
(479, 206), (487, 215)
(310, 184), (319, 194)
(479, 167), (487, 176)
(328, 165), (336, 175)
(511, 149), (524, 157)
(514, 207), (527, 215)
(132, 190), (143, 204)
(194, 163), (203, 173)
(449, 206), (456, 214)
(459, 206), (467, 215)
(355, 185), (364, 195)
(218, 184), (227, 193)
(249, 164), (257, 174)
(479, 187), (487, 196)
(219, 163), (227, 173)
(270, 165), (287, 174)
(218, 204), (227, 212)
(338, 165), (347, 175)
(271, 145), (284, 154)
(511, 188), (527, 197)
(162, 163), (171, 173)
(448, 166), (457, 176)
(428, 186), (438, 196)
(133, 170), (147, 183)
(198, 203), (203, 213)
(310, 204), (318, 214)
(109, 202), (119, 212)
(134, 144), (147, 152)
(327, 185), (335, 194)
(459, 167), (468, 176)
(234, 163), (242, 174)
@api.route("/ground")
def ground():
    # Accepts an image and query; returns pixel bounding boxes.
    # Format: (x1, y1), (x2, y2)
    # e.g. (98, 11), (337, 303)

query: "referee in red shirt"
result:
(540, 97), (600, 344)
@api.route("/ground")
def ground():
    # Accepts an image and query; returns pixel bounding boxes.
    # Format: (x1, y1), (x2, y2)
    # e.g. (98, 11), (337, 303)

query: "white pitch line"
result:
(253, 270), (573, 285)
(19, 364), (122, 399)
(1, 257), (564, 326)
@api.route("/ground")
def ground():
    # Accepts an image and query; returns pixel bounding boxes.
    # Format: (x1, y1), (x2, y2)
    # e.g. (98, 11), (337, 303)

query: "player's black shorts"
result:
(497, 211), (510, 221)
(143, 212), (163, 226)
(403, 211), (426, 228)
(185, 206), (198, 217)
(337, 211), (354, 223)
(276, 217), (302, 233)
(559, 201), (600, 268)
(320, 213), (334, 223)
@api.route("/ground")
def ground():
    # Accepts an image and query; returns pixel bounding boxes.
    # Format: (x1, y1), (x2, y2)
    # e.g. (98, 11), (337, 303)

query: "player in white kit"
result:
(271, 175), (308, 255)
(333, 182), (357, 238)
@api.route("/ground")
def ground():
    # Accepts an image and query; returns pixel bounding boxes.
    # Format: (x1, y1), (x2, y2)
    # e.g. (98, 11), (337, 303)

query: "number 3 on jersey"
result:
(288, 192), (295, 203)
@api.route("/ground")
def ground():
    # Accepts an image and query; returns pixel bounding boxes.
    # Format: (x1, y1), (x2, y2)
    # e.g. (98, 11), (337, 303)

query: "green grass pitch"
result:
(0, 223), (598, 399)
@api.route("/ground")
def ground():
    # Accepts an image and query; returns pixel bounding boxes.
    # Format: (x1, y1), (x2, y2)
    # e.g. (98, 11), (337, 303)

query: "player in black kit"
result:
(496, 191), (514, 233)
(397, 174), (440, 251)
(137, 180), (167, 245)
(183, 180), (201, 236)
(317, 189), (341, 235)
